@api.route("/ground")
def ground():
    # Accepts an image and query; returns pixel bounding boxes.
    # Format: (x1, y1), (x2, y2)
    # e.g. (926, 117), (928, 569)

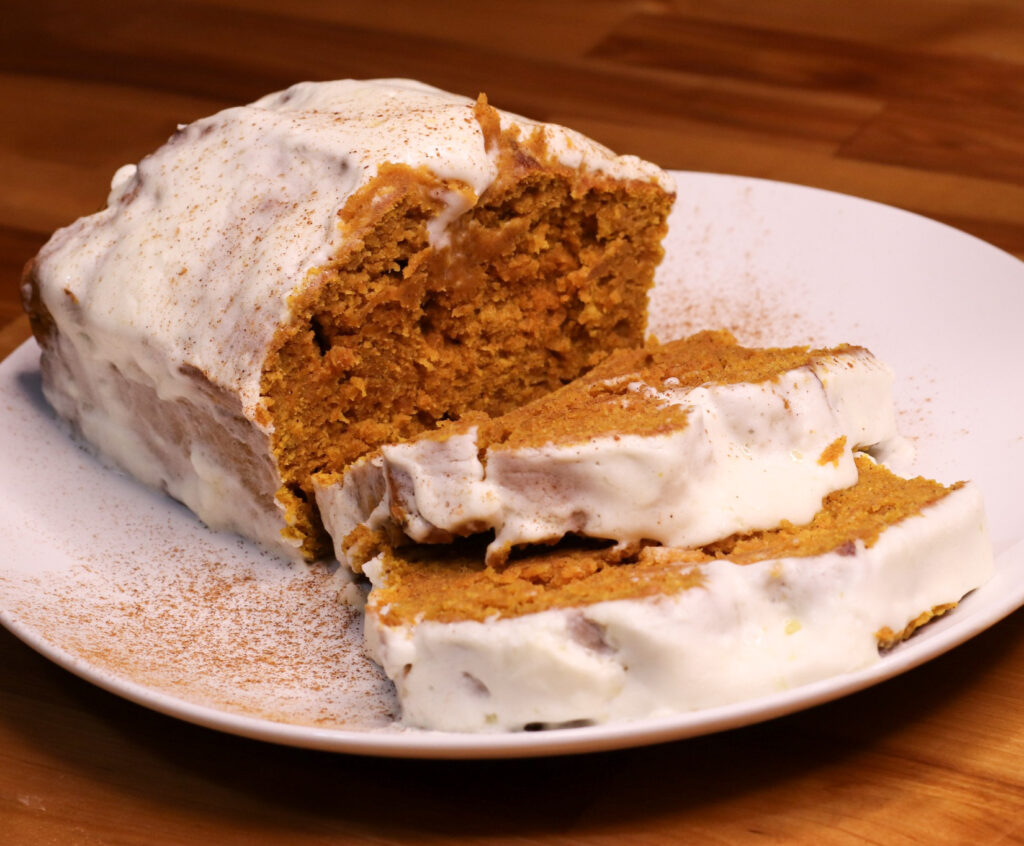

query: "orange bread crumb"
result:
(258, 103), (672, 556)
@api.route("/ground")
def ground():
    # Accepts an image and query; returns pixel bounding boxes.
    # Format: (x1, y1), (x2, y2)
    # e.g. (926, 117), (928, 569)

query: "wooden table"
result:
(2, 2), (1022, 842)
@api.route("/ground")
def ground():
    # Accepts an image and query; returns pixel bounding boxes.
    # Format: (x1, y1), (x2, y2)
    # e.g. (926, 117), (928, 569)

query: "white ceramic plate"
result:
(2, 172), (1023, 759)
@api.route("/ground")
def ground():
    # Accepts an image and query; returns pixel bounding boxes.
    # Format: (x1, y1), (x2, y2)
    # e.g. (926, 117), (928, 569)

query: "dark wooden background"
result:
(2, 1), (1022, 843)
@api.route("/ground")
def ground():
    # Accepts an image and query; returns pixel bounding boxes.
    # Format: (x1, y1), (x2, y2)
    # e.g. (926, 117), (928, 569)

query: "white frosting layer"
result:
(317, 454), (390, 555)
(319, 348), (905, 564)
(29, 79), (668, 558)
(363, 481), (993, 731)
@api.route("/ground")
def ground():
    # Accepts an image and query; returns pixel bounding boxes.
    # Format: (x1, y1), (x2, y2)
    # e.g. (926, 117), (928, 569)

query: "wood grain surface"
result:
(1, 2), (1022, 843)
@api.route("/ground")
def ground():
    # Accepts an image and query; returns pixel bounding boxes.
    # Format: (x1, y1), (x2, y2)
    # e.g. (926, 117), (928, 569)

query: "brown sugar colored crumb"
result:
(409, 330), (872, 453)
(260, 106), (673, 558)
(875, 602), (957, 649)
(818, 436), (847, 467)
(583, 330), (863, 391)
(482, 331), (866, 451)
(372, 541), (706, 627)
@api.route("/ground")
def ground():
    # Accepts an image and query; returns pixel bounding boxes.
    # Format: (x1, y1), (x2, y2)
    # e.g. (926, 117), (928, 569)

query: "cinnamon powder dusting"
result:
(2, 552), (399, 730)
(648, 271), (824, 348)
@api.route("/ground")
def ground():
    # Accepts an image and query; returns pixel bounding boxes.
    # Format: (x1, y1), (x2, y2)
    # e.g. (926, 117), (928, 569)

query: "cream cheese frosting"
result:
(361, 478), (993, 732)
(26, 79), (669, 559)
(315, 346), (907, 566)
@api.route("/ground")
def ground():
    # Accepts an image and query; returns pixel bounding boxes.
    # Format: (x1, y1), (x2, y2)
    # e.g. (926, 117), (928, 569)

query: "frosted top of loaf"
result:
(32, 79), (670, 422)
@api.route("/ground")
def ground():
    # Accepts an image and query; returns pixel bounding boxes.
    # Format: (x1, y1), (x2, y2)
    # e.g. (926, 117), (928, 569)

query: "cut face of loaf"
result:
(264, 148), (672, 557)
(23, 79), (675, 560)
